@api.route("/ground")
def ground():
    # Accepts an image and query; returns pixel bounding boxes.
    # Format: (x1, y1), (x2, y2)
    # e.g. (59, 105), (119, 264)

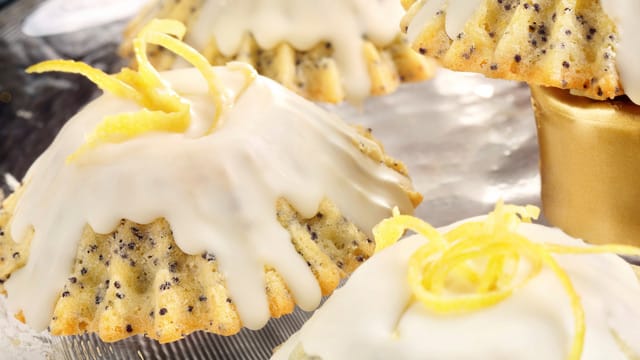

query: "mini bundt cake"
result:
(120, 0), (437, 103)
(401, 0), (638, 102)
(0, 20), (421, 343)
(272, 202), (640, 359)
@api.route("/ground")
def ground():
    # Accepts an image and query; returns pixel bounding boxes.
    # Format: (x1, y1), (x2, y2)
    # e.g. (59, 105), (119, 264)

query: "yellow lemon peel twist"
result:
(373, 201), (640, 360)
(26, 19), (256, 162)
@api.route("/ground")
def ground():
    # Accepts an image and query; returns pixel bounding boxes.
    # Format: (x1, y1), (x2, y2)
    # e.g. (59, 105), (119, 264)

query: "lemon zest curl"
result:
(373, 201), (640, 360)
(26, 19), (254, 163)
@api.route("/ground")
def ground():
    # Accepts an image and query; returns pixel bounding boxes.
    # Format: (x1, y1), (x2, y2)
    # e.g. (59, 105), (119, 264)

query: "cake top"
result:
(186, 0), (406, 100)
(271, 202), (640, 360)
(4, 20), (416, 331)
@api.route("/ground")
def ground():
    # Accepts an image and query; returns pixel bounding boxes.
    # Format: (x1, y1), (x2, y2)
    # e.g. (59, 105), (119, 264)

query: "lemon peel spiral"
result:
(372, 201), (640, 360)
(26, 19), (254, 162)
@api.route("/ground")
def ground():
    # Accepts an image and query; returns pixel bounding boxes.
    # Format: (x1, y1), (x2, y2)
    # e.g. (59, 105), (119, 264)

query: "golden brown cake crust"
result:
(402, 0), (623, 101)
(119, 0), (436, 103)
(0, 128), (421, 343)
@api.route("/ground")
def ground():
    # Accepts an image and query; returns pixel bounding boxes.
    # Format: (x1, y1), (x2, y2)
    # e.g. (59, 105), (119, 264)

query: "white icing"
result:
(271, 220), (640, 360)
(600, 0), (640, 105)
(444, 0), (483, 40)
(186, 0), (405, 101)
(406, 0), (482, 43)
(5, 66), (415, 331)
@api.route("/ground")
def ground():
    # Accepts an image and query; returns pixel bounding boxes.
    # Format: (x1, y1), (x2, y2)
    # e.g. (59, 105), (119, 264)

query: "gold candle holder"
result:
(530, 85), (640, 246)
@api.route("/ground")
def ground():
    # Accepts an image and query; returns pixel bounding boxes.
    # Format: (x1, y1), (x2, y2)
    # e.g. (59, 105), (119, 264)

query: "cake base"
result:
(531, 85), (640, 246)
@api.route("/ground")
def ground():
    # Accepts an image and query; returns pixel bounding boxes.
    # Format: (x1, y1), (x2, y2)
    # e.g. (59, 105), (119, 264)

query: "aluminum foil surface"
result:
(0, 1), (541, 359)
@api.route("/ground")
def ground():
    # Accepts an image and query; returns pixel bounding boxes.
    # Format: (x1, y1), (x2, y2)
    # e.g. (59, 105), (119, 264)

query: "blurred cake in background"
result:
(120, 0), (437, 103)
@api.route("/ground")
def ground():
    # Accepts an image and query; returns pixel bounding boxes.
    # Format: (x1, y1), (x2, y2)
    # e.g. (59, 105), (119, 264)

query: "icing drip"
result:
(600, 0), (640, 104)
(406, 0), (482, 43)
(271, 219), (640, 360)
(186, 0), (405, 101)
(5, 60), (414, 331)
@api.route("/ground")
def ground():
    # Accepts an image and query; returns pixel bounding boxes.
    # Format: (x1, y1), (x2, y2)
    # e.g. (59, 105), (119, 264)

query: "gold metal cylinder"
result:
(531, 85), (640, 246)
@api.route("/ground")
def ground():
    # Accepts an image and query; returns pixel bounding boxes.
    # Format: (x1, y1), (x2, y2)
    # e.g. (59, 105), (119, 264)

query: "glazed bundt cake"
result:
(0, 20), (421, 343)
(120, 0), (437, 103)
(272, 203), (640, 359)
(401, 0), (638, 102)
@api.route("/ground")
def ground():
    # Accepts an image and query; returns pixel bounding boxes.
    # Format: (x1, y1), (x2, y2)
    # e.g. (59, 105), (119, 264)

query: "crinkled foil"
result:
(0, 1), (542, 359)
